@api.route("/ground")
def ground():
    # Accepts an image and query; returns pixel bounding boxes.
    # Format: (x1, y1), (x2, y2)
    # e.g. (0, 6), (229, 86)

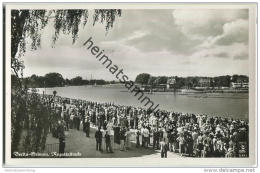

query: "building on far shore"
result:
(166, 77), (176, 89)
(198, 78), (211, 87)
(230, 82), (249, 89)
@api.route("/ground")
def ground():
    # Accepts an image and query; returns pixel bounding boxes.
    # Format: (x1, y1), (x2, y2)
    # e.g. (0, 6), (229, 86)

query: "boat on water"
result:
(180, 89), (203, 93)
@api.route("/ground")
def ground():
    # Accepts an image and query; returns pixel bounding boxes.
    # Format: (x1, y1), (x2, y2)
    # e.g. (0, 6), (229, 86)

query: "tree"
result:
(214, 75), (231, 87)
(148, 76), (157, 87)
(11, 75), (20, 89)
(22, 90), (51, 153)
(191, 77), (199, 87)
(135, 73), (151, 85)
(70, 76), (83, 86)
(25, 74), (45, 88)
(44, 72), (64, 87)
(11, 89), (27, 154)
(64, 78), (71, 85)
(96, 79), (106, 85)
(53, 90), (57, 97)
(231, 75), (248, 83)
(157, 76), (168, 84)
(175, 77), (185, 89)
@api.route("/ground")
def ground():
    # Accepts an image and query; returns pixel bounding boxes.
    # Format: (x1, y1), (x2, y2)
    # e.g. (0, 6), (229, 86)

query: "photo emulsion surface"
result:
(4, 3), (257, 167)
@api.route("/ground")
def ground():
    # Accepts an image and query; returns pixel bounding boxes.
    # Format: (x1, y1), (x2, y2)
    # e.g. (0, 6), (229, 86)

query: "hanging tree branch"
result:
(11, 9), (122, 85)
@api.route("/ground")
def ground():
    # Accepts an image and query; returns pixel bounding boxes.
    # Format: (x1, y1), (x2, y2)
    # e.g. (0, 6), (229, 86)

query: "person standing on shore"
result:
(160, 138), (168, 158)
(119, 127), (126, 151)
(106, 121), (114, 148)
(57, 121), (65, 154)
(59, 136), (65, 154)
(76, 112), (81, 130)
(168, 131), (175, 152)
(105, 131), (113, 153)
(73, 110), (77, 129)
(136, 130), (141, 148)
(64, 109), (70, 131)
(95, 127), (102, 151)
(69, 111), (74, 129)
(153, 129), (160, 150)
(192, 129), (199, 152)
(177, 134), (185, 156)
(85, 118), (90, 137)
(125, 128), (131, 150)
(143, 127), (149, 148)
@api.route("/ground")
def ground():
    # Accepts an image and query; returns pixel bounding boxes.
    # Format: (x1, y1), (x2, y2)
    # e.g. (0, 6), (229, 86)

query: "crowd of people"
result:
(43, 93), (249, 158)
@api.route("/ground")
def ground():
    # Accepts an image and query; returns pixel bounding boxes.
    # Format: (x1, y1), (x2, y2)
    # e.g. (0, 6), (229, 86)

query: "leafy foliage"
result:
(135, 73), (249, 89)
(11, 88), (52, 155)
(23, 73), (113, 88)
(154, 76), (168, 85)
(70, 76), (83, 86)
(135, 73), (151, 85)
(11, 89), (27, 154)
(44, 73), (65, 87)
(22, 90), (51, 153)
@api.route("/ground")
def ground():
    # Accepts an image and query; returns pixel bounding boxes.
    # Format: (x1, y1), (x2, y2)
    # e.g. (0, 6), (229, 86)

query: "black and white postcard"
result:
(3, 2), (257, 167)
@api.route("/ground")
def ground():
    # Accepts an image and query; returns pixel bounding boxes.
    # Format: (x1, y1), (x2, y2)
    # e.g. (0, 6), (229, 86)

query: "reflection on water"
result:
(37, 85), (249, 120)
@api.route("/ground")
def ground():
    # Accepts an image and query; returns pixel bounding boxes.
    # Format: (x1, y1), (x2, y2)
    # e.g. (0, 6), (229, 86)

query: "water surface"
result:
(37, 85), (249, 120)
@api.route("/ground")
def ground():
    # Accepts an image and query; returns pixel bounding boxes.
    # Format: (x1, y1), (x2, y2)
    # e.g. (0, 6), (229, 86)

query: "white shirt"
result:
(143, 128), (149, 138)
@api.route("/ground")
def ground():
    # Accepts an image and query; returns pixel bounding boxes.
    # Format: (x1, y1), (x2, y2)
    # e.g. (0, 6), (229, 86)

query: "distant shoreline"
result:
(36, 84), (249, 94)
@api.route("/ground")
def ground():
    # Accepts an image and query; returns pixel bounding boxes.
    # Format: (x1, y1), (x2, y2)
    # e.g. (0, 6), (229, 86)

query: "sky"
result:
(22, 9), (249, 81)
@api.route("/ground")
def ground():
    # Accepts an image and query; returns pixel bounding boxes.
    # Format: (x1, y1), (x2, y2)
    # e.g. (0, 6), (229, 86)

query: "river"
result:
(37, 85), (249, 120)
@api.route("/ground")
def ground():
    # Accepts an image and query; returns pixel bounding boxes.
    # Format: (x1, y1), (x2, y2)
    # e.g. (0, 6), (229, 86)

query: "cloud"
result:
(192, 42), (248, 61)
(114, 10), (201, 55)
(173, 9), (249, 64)
(22, 9), (250, 79)
(202, 52), (229, 59)
(234, 52), (248, 60)
(173, 9), (248, 39)
(42, 10), (201, 55)
(212, 52), (229, 58)
(215, 19), (248, 46)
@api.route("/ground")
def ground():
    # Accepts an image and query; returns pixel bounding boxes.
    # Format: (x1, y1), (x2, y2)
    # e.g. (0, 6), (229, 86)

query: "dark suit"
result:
(95, 130), (103, 151)
(59, 137), (65, 153)
(105, 134), (113, 153)
(153, 131), (160, 149)
(85, 121), (90, 137)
